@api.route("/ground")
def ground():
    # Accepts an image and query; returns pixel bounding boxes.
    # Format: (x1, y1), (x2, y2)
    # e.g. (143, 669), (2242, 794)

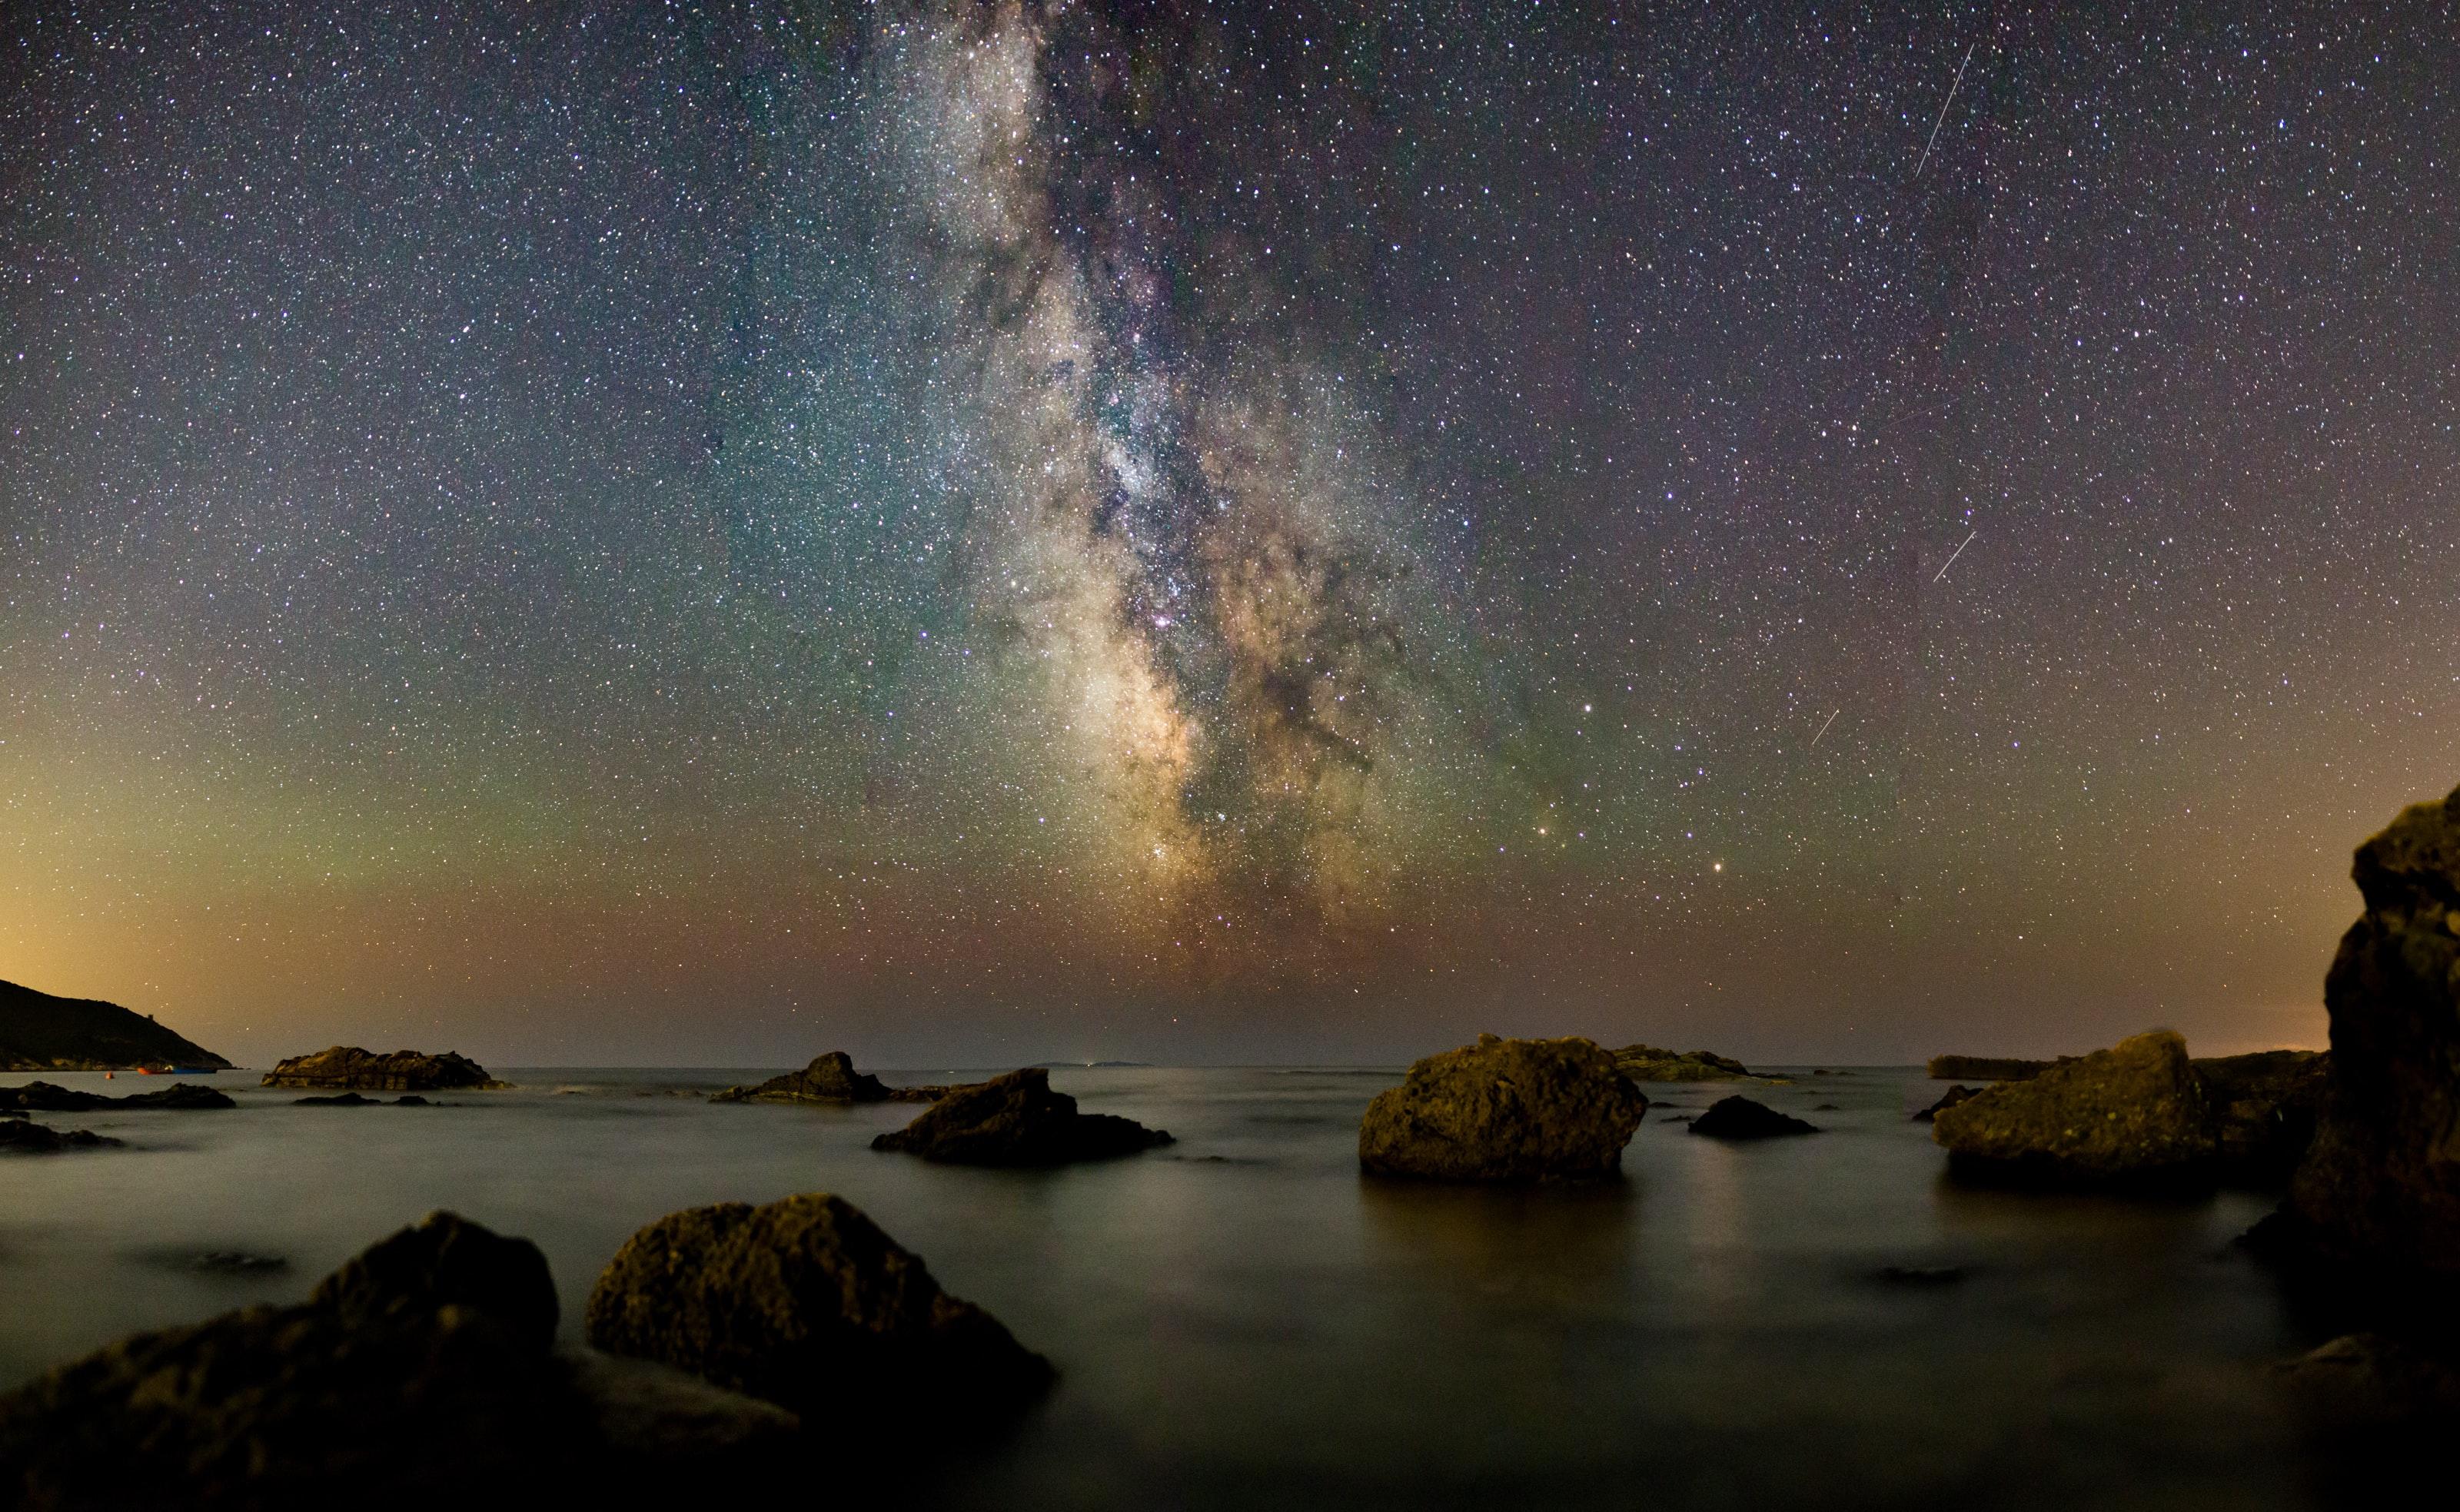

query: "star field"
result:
(3, 1), (2455, 1066)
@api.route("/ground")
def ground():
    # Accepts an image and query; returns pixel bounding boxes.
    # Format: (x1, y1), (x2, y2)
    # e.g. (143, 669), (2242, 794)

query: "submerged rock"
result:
(2282, 783), (2460, 1289)
(584, 1193), (1052, 1424)
(1687, 1095), (1818, 1139)
(261, 1045), (504, 1092)
(0, 1211), (796, 1509)
(1931, 1031), (2215, 1186)
(0, 1081), (234, 1112)
(872, 1067), (1172, 1165)
(1913, 1085), (1983, 1122)
(0, 1119), (120, 1153)
(1358, 1034), (1647, 1182)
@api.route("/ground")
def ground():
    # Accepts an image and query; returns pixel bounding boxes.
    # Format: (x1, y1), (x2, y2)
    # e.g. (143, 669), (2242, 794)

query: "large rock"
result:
(1931, 1031), (2216, 1186)
(0, 979), (231, 1071)
(261, 1045), (504, 1092)
(1357, 1034), (1647, 1182)
(0, 1120), (120, 1154)
(0, 1212), (795, 1509)
(0, 1081), (235, 1112)
(871, 1067), (1172, 1165)
(2285, 783), (2460, 1285)
(712, 1051), (890, 1105)
(1688, 1095), (1818, 1139)
(584, 1193), (1052, 1424)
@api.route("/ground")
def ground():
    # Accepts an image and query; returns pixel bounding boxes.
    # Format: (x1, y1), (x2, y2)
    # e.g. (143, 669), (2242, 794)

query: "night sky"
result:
(5, 2), (2455, 1067)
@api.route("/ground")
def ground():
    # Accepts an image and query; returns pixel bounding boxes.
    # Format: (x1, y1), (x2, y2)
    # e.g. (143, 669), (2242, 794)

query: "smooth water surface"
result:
(0, 1066), (2340, 1507)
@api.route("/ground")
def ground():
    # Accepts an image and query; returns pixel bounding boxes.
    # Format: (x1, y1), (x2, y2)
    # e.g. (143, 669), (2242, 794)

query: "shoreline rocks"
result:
(1688, 1095), (1819, 1140)
(873, 1067), (1172, 1165)
(585, 1192), (1052, 1426)
(1358, 1035), (1647, 1183)
(0, 1081), (235, 1112)
(262, 1045), (506, 1092)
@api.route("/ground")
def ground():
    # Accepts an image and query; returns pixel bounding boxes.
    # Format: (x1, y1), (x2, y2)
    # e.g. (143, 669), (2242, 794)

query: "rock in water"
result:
(1931, 1030), (2215, 1186)
(710, 1050), (891, 1104)
(261, 1045), (504, 1092)
(1913, 1085), (1983, 1122)
(0, 1120), (120, 1153)
(1357, 1034), (1647, 1182)
(0, 1081), (234, 1112)
(1610, 1043), (1780, 1083)
(1688, 1095), (1819, 1139)
(584, 1193), (1053, 1425)
(871, 1067), (1172, 1165)
(2196, 1049), (2329, 1184)
(2285, 783), (2460, 1285)
(0, 1211), (795, 1509)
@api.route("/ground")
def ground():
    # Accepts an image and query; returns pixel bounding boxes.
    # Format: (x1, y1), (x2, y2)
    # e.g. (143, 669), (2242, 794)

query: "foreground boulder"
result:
(1931, 1031), (2216, 1186)
(1358, 1034), (1647, 1182)
(872, 1067), (1172, 1165)
(1689, 1095), (1819, 1139)
(0, 1120), (119, 1154)
(585, 1193), (1052, 1424)
(2282, 783), (2460, 1288)
(0, 1081), (234, 1112)
(0, 1211), (796, 1508)
(1611, 1043), (1782, 1083)
(262, 1046), (504, 1092)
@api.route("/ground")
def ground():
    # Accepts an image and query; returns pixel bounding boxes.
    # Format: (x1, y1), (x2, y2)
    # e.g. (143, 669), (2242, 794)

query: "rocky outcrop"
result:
(1357, 1034), (1647, 1182)
(0, 1081), (234, 1112)
(1913, 1085), (1982, 1122)
(2282, 783), (2460, 1288)
(713, 1052), (982, 1105)
(1931, 1031), (2216, 1186)
(261, 1045), (505, 1092)
(1925, 1055), (2068, 1081)
(871, 1067), (1172, 1165)
(1687, 1095), (1818, 1139)
(1611, 1043), (1784, 1083)
(0, 1211), (797, 1509)
(0, 979), (231, 1072)
(0, 1120), (121, 1153)
(585, 1193), (1052, 1425)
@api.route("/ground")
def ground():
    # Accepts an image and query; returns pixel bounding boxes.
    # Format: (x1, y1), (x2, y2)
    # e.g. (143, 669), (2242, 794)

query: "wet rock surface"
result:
(585, 1192), (1053, 1426)
(1687, 1095), (1819, 1140)
(261, 1046), (504, 1092)
(1931, 1032), (2216, 1187)
(873, 1067), (1172, 1165)
(2284, 783), (2460, 1289)
(0, 1211), (797, 1509)
(1358, 1035), (1647, 1182)
(0, 1081), (234, 1112)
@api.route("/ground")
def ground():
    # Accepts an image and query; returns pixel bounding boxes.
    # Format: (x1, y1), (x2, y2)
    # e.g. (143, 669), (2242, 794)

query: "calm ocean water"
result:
(0, 1065), (2352, 1507)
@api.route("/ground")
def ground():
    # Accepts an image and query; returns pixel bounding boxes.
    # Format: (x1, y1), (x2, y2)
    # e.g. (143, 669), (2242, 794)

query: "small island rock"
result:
(1688, 1095), (1819, 1139)
(0, 1081), (234, 1112)
(1611, 1043), (1783, 1083)
(1932, 1030), (2215, 1186)
(872, 1066), (1172, 1165)
(261, 1045), (505, 1092)
(1358, 1034), (1647, 1182)
(711, 1051), (889, 1104)
(584, 1192), (1052, 1424)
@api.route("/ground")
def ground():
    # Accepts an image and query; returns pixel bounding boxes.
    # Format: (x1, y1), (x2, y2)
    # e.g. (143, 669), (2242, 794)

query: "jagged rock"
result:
(711, 1051), (890, 1104)
(1358, 1034), (1646, 1182)
(261, 1046), (504, 1092)
(2283, 783), (2460, 1288)
(1926, 1055), (2068, 1082)
(1687, 1095), (1818, 1139)
(1611, 1043), (1780, 1082)
(0, 1120), (120, 1153)
(872, 1067), (1172, 1165)
(2198, 1050), (2329, 1183)
(0, 1081), (234, 1112)
(0, 979), (231, 1072)
(0, 1211), (796, 1510)
(1931, 1031), (2215, 1186)
(1913, 1085), (1983, 1122)
(584, 1193), (1052, 1424)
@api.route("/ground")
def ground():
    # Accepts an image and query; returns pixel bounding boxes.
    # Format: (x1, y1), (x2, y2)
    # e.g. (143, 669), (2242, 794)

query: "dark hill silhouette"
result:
(0, 979), (231, 1071)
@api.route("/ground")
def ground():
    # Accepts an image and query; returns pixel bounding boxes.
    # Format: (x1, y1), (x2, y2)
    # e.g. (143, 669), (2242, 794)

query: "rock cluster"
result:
(1688, 1095), (1819, 1139)
(585, 1193), (1052, 1424)
(1611, 1043), (1778, 1083)
(872, 1067), (1172, 1165)
(0, 1081), (234, 1112)
(2281, 783), (2460, 1288)
(261, 1046), (504, 1092)
(0, 1212), (798, 1508)
(1358, 1035), (1647, 1182)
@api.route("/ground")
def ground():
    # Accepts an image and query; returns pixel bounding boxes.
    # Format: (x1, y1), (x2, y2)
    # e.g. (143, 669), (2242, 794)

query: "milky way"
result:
(3, 2), (2455, 1065)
